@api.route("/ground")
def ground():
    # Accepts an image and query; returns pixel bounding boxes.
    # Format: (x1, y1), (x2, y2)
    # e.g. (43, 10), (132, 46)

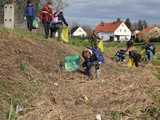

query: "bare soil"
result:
(0, 30), (160, 120)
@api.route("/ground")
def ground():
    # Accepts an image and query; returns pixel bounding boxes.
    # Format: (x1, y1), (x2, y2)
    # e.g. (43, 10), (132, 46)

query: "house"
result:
(71, 26), (87, 38)
(137, 27), (160, 41)
(95, 21), (131, 41)
(133, 30), (140, 38)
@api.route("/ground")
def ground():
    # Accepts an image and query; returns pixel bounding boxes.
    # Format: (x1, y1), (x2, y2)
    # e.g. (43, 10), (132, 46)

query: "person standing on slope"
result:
(39, 2), (53, 39)
(50, 11), (68, 39)
(24, 0), (35, 31)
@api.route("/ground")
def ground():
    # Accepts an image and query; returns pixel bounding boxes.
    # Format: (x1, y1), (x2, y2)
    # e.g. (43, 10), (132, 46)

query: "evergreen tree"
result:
(125, 18), (132, 29)
(116, 17), (121, 22)
(138, 20), (144, 30)
(143, 20), (148, 28)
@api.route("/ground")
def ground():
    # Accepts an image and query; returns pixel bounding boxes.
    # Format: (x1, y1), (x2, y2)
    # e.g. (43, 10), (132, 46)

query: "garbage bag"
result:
(64, 55), (80, 72)
(61, 26), (69, 43)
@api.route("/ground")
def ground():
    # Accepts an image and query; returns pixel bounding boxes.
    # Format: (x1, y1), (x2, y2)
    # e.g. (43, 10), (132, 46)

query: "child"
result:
(82, 47), (104, 79)
(145, 42), (156, 63)
(129, 50), (141, 67)
(115, 49), (126, 62)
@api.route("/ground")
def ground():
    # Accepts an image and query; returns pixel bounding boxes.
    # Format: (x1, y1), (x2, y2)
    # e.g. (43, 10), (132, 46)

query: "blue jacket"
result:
(25, 4), (35, 17)
(91, 48), (104, 64)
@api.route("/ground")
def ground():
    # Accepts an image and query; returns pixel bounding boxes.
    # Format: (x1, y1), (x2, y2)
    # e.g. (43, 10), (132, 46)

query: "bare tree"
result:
(51, 0), (68, 11)
(82, 25), (93, 37)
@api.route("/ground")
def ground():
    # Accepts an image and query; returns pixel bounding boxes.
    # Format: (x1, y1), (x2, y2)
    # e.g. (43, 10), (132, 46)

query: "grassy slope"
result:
(0, 28), (160, 120)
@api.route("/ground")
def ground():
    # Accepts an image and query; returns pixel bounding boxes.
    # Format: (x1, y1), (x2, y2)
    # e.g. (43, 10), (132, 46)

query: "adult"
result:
(50, 11), (68, 39)
(39, 2), (53, 39)
(24, 0), (35, 31)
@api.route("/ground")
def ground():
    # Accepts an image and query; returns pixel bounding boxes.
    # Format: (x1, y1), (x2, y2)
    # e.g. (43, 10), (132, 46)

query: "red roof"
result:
(142, 27), (153, 33)
(95, 21), (122, 33)
(137, 27), (153, 36)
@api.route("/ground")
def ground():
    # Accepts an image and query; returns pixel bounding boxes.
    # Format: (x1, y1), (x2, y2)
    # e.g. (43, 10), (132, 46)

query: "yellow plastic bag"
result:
(61, 26), (69, 43)
(97, 40), (104, 53)
(128, 58), (133, 67)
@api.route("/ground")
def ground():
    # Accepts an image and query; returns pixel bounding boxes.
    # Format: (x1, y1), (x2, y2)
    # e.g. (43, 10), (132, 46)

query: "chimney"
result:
(100, 21), (104, 26)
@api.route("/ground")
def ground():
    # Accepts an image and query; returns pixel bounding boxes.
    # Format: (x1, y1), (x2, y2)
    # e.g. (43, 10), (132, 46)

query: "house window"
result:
(124, 29), (127, 32)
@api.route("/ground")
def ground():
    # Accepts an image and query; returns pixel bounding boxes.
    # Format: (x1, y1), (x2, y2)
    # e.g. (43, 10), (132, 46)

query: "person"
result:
(50, 11), (68, 39)
(115, 49), (126, 62)
(129, 50), (141, 67)
(145, 42), (156, 63)
(126, 38), (134, 51)
(82, 47), (104, 79)
(39, 2), (53, 39)
(90, 31), (100, 48)
(24, 0), (35, 31)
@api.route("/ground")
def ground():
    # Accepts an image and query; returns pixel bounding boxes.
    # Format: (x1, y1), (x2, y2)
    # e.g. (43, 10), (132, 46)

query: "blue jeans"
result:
(146, 50), (153, 62)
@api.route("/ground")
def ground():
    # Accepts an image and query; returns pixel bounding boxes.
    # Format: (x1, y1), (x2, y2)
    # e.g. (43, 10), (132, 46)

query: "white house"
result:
(95, 21), (131, 41)
(71, 26), (87, 38)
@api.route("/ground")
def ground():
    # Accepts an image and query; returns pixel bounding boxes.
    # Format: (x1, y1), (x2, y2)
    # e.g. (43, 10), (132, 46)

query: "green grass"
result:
(20, 63), (28, 72)
(69, 37), (91, 47)
(110, 111), (122, 120)
(14, 27), (45, 41)
(0, 27), (45, 42)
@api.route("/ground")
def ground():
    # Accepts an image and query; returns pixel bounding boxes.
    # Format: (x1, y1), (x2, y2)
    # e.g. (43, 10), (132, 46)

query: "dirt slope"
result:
(0, 30), (160, 120)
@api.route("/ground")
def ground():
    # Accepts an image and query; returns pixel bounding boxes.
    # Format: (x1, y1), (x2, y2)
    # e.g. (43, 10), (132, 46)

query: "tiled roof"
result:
(95, 21), (122, 33)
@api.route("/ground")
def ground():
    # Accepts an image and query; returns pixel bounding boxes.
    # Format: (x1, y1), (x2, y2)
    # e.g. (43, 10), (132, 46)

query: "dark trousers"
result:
(26, 16), (34, 31)
(83, 61), (100, 78)
(50, 27), (59, 38)
(43, 21), (50, 39)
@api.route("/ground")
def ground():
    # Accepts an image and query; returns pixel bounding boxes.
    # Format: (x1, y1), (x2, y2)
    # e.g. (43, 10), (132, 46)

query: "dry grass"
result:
(0, 28), (160, 120)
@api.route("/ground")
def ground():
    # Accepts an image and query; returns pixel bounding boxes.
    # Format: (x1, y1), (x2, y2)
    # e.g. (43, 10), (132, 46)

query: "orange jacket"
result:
(39, 4), (52, 22)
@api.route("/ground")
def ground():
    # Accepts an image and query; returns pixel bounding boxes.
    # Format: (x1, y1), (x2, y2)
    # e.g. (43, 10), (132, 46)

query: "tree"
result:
(143, 20), (148, 28)
(125, 18), (132, 30)
(82, 25), (93, 37)
(138, 20), (144, 30)
(0, 0), (8, 7)
(116, 17), (121, 22)
(51, 0), (68, 11)
(137, 19), (148, 30)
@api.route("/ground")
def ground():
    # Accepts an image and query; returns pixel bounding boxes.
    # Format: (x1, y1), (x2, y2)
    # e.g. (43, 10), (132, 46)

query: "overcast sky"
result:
(64, 0), (160, 26)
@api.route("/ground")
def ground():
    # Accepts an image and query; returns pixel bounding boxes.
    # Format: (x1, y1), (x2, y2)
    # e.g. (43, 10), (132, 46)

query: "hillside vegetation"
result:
(0, 28), (160, 120)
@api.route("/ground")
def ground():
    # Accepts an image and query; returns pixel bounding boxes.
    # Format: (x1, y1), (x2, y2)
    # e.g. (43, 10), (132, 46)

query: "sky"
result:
(64, 0), (160, 26)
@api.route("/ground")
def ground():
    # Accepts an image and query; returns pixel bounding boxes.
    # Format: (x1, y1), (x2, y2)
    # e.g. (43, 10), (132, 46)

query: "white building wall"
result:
(114, 23), (131, 41)
(97, 32), (114, 41)
(72, 27), (87, 37)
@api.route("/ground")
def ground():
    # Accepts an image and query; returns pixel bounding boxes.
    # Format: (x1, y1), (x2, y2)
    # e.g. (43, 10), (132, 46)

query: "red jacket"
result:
(39, 5), (52, 22)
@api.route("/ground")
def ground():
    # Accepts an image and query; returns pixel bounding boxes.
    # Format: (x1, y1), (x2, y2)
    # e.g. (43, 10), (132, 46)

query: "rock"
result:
(75, 95), (89, 105)
(16, 104), (23, 113)
(96, 114), (102, 120)
(54, 83), (59, 86)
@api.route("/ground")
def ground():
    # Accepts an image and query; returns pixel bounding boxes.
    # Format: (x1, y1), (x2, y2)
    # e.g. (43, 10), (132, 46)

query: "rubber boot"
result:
(96, 69), (101, 79)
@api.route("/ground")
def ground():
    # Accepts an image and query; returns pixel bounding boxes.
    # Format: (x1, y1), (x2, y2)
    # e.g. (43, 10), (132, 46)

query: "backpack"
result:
(91, 48), (104, 64)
